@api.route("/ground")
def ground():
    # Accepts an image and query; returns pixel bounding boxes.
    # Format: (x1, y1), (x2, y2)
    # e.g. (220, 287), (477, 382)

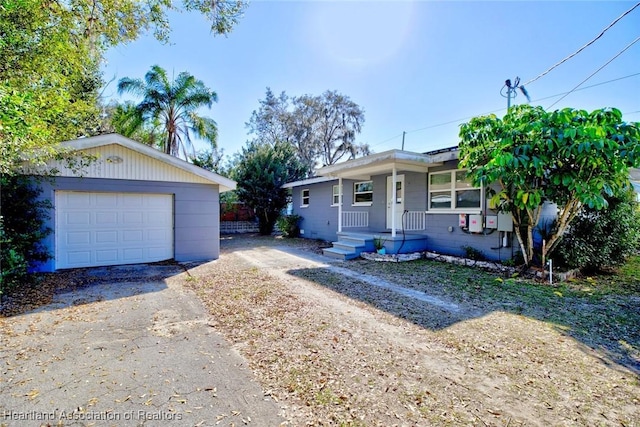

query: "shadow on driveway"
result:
(0, 262), (285, 426)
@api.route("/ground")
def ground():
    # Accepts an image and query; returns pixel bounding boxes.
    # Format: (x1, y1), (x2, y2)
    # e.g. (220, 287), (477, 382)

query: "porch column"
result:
(391, 167), (397, 237)
(337, 177), (343, 233)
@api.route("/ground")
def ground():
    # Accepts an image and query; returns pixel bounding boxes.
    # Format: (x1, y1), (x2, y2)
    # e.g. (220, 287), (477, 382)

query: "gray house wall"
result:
(368, 171), (427, 232)
(291, 178), (374, 243)
(423, 160), (514, 260)
(288, 159), (516, 261)
(423, 214), (515, 260)
(291, 180), (338, 242)
(35, 177), (220, 272)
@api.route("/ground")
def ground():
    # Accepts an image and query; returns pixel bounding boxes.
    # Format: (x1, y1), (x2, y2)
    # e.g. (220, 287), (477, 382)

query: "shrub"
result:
(276, 214), (302, 238)
(462, 245), (485, 261)
(0, 175), (52, 298)
(552, 187), (640, 272)
(373, 236), (386, 251)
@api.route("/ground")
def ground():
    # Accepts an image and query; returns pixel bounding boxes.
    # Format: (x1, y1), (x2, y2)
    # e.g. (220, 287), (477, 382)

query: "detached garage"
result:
(33, 133), (236, 272)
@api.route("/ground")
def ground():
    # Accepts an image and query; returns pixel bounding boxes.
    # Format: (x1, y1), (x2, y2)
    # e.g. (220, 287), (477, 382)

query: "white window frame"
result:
(331, 185), (341, 206)
(353, 180), (373, 206)
(428, 170), (482, 212)
(301, 188), (310, 207)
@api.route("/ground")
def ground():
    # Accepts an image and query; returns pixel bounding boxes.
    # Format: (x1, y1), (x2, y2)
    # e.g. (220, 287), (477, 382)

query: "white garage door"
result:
(56, 191), (173, 269)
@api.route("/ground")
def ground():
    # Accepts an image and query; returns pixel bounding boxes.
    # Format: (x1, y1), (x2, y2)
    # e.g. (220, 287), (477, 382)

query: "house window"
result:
(353, 181), (373, 205)
(332, 185), (341, 206)
(301, 189), (310, 207)
(428, 170), (481, 210)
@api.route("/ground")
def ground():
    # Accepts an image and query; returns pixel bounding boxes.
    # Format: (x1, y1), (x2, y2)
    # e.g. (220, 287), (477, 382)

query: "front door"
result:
(386, 175), (405, 230)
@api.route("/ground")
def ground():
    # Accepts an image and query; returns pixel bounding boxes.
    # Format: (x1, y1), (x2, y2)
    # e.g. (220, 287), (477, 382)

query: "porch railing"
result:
(342, 211), (368, 228)
(402, 211), (426, 231)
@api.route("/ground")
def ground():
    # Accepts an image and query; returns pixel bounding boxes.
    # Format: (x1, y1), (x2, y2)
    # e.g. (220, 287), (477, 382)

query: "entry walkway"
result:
(233, 245), (460, 313)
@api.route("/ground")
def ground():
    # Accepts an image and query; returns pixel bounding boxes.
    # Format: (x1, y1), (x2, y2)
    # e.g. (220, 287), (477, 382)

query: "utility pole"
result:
(401, 131), (406, 150)
(501, 77), (530, 110)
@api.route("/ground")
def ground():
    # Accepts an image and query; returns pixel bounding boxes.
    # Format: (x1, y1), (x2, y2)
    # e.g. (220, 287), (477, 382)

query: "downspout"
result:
(337, 176), (343, 233)
(391, 167), (397, 238)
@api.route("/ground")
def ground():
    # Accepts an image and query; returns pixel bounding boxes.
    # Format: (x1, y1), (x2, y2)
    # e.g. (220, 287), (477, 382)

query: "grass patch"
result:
(338, 256), (640, 372)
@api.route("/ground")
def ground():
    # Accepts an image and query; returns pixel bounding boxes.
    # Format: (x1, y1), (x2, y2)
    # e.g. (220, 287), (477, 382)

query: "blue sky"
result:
(102, 1), (640, 159)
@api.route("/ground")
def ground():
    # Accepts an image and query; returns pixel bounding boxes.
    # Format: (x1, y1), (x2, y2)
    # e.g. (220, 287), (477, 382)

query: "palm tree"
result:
(117, 65), (218, 158)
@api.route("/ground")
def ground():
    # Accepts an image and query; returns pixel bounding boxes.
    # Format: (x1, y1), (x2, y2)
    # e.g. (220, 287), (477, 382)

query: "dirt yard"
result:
(186, 234), (639, 427)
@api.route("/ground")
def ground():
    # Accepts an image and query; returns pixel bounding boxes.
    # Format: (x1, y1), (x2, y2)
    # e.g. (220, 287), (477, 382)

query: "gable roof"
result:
(54, 133), (236, 192)
(316, 148), (459, 181)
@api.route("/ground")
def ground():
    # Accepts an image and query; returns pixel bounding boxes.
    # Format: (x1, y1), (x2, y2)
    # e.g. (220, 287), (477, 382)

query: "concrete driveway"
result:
(0, 264), (285, 427)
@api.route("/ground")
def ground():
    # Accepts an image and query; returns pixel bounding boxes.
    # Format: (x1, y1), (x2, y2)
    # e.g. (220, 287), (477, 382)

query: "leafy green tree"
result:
(104, 101), (167, 149)
(247, 89), (369, 176)
(459, 105), (640, 267)
(0, 0), (102, 174)
(232, 141), (306, 235)
(117, 65), (219, 158)
(1, 0), (245, 175)
(246, 88), (291, 145)
(61, 0), (246, 48)
(295, 90), (370, 168)
(0, 176), (52, 298)
(552, 187), (640, 272)
(190, 148), (226, 174)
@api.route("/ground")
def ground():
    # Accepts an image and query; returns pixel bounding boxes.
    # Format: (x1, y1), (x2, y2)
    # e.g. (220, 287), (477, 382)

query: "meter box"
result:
(497, 213), (513, 232)
(485, 215), (498, 229)
(459, 214), (467, 227)
(468, 214), (483, 233)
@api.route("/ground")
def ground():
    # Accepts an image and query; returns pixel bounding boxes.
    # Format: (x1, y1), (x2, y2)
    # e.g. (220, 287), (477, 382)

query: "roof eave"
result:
(315, 148), (460, 179)
(62, 134), (237, 191)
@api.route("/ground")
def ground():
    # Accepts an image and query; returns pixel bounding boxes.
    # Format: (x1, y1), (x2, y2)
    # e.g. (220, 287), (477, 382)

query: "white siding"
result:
(47, 144), (212, 184)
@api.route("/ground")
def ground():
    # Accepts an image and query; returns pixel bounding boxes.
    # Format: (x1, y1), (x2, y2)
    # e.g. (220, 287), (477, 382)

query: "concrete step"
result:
(332, 241), (365, 253)
(336, 235), (368, 246)
(322, 247), (360, 260)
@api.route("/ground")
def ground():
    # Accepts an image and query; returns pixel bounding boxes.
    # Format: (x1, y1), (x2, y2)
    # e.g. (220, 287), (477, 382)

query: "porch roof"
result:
(315, 148), (459, 180)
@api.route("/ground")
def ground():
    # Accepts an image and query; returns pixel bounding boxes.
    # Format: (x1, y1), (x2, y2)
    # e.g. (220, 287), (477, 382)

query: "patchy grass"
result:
(188, 236), (640, 426)
(339, 256), (640, 372)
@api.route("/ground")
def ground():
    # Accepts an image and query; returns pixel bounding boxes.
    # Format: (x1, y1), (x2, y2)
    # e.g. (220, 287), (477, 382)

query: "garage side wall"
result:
(35, 177), (220, 272)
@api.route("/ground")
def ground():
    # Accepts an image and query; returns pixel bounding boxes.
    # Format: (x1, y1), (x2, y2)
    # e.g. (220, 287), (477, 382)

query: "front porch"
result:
(323, 231), (429, 260)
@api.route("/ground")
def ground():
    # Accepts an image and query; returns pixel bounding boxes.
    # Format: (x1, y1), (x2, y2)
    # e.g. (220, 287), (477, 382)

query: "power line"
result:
(533, 72), (640, 102)
(407, 73), (640, 134)
(547, 36), (640, 109)
(524, 2), (640, 87)
(369, 133), (404, 148)
(369, 72), (640, 149)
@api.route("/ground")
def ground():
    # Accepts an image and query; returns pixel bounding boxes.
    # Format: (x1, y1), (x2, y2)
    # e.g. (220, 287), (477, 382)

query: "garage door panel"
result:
(122, 193), (145, 207)
(123, 211), (144, 224)
(95, 193), (118, 207)
(56, 192), (173, 269)
(67, 251), (91, 265)
(96, 250), (119, 262)
(147, 228), (170, 241)
(96, 230), (118, 243)
(148, 246), (173, 259)
(96, 212), (118, 224)
(123, 248), (144, 261)
(66, 192), (91, 207)
(123, 230), (144, 242)
(67, 231), (91, 245)
(67, 212), (91, 225)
